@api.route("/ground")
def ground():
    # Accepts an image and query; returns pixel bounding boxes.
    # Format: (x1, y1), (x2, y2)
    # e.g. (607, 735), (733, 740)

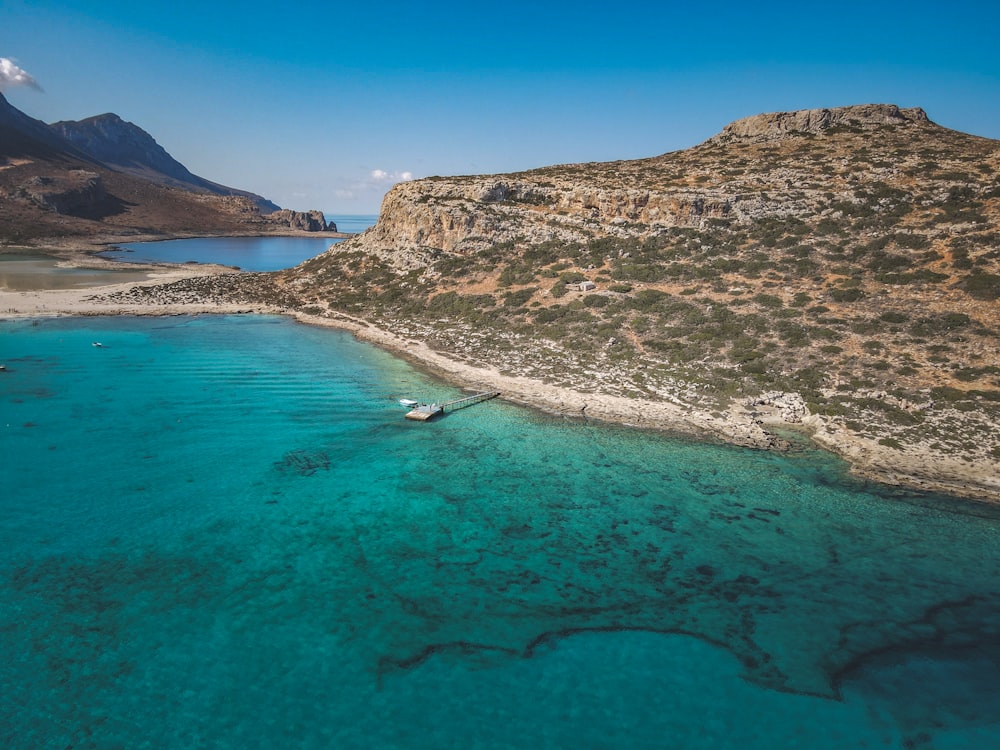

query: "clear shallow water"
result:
(101, 236), (341, 271)
(2, 315), (999, 749)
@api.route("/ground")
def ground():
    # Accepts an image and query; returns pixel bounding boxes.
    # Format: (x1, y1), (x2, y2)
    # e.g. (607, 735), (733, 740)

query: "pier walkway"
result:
(405, 391), (500, 421)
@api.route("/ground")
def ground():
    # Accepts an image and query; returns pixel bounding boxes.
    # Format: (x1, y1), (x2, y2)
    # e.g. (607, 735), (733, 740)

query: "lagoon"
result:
(2, 314), (999, 748)
(101, 236), (342, 272)
(99, 216), (378, 272)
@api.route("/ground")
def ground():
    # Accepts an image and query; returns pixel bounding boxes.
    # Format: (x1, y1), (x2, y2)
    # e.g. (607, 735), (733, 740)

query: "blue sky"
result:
(2, 0), (999, 215)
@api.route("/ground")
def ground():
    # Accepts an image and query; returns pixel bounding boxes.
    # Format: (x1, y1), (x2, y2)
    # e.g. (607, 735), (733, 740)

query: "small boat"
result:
(92, 342), (104, 348)
(399, 398), (419, 408)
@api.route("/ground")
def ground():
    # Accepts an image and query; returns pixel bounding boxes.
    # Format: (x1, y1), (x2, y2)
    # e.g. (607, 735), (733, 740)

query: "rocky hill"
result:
(283, 104), (1000, 500)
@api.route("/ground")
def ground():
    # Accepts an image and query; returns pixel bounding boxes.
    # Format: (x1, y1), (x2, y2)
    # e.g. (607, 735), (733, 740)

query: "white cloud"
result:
(0, 57), (42, 92)
(370, 169), (415, 184)
(327, 169), (416, 210)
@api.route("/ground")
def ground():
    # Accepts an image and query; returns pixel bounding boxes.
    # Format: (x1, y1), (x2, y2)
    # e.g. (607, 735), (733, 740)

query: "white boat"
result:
(92, 342), (103, 348)
(399, 398), (419, 408)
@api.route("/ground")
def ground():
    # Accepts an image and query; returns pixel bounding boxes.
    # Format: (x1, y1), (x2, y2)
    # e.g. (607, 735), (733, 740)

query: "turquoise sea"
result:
(329, 214), (379, 234)
(2, 315), (999, 749)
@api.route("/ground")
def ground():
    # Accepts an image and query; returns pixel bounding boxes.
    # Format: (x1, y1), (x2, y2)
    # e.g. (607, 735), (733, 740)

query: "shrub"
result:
(753, 293), (784, 308)
(930, 386), (968, 402)
(893, 233), (929, 250)
(829, 288), (866, 302)
(534, 306), (568, 323)
(503, 288), (535, 308)
(962, 272), (1000, 301)
(880, 311), (908, 324)
(730, 346), (765, 364)
(954, 366), (1000, 382)
(630, 289), (669, 309)
(875, 270), (948, 285)
(909, 313), (971, 336)
(867, 252), (912, 271)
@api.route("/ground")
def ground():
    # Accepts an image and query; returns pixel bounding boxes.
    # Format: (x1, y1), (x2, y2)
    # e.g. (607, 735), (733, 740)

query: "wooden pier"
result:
(405, 391), (500, 421)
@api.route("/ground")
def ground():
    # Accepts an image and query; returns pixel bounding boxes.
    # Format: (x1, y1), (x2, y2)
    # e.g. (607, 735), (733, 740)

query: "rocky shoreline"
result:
(2, 252), (998, 506)
(291, 310), (1000, 505)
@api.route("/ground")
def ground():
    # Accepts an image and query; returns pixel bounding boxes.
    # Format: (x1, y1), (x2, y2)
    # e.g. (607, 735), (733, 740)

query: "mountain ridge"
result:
(50, 112), (280, 213)
(0, 93), (98, 163)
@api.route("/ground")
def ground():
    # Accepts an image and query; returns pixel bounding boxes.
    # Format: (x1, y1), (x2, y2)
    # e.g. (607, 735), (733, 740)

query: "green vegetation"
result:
(962, 272), (1000, 301)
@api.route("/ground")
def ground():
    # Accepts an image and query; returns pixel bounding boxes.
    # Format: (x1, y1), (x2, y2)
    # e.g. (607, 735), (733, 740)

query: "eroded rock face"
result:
(261, 209), (332, 232)
(709, 104), (930, 143)
(15, 171), (105, 215)
(350, 178), (740, 266)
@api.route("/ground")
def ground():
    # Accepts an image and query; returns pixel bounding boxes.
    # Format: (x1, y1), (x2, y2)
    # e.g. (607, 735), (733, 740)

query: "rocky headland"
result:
(279, 104), (1000, 502)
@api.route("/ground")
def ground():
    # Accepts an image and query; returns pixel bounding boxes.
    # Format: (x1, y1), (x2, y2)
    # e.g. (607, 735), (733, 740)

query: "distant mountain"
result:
(0, 93), (95, 162)
(50, 113), (280, 213)
(0, 93), (332, 241)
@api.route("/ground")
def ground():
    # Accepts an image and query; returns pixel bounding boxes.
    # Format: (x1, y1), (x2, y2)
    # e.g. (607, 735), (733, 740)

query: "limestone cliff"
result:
(362, 178), (734, 266)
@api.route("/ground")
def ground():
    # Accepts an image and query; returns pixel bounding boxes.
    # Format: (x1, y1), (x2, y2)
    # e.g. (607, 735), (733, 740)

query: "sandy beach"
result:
(3, 262), (999, 505)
